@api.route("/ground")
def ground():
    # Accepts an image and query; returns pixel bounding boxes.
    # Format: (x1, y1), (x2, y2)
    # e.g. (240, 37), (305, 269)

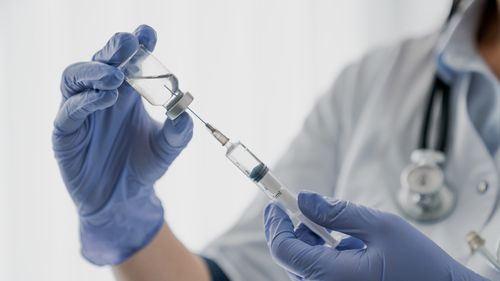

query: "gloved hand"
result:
(52, 25), (193, 265)
(264, 192), (489, 281)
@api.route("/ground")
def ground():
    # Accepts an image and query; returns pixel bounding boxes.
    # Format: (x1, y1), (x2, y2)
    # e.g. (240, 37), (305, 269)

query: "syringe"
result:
(117, 46), (336, 243)
(204, 122), (339, 247)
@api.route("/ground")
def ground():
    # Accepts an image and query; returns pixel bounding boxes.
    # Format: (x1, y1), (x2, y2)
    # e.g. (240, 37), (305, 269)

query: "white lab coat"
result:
(202, 5), (500, 281)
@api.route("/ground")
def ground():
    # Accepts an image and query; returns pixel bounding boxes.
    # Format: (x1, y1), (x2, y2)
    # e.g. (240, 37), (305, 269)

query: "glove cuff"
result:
(79, 191), (164, 266)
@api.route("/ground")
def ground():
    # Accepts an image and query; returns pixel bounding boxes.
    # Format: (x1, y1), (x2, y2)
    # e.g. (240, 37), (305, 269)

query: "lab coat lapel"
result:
(442, 74), (499, 260)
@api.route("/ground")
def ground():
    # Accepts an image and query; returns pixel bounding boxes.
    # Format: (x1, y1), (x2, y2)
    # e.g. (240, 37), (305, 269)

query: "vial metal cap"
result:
(165, 91), (194, 120)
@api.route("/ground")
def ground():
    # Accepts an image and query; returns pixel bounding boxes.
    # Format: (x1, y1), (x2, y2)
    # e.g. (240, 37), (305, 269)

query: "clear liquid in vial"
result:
(126, 73), (179, 107)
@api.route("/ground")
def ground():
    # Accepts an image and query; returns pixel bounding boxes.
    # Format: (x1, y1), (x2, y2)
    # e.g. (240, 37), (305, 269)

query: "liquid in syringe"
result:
(206, 123), (339, 247)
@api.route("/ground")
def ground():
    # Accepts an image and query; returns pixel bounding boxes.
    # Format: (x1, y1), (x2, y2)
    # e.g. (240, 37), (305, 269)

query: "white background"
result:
(0, 0), (449, 280)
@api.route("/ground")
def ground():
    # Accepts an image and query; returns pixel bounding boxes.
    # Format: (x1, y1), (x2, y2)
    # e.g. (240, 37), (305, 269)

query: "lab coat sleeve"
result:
(201, 60), (367, 281)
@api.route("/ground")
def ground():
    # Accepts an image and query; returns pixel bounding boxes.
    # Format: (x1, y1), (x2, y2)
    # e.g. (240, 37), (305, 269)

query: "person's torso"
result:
(333, 32), (500, 279)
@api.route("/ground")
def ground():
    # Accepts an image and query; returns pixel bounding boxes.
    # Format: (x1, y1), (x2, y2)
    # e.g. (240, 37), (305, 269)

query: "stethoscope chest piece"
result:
(398, 149), (456, 222)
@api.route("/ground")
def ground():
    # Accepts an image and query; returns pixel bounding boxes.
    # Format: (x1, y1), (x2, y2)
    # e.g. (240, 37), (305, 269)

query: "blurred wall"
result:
(0, 0), (449, 280)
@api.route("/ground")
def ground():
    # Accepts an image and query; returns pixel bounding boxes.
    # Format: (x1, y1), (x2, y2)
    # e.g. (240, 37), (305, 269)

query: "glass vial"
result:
(119, 45), (193, 119)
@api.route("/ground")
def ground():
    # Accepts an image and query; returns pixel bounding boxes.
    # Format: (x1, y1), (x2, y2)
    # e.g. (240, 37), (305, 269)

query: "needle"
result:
(162, 84), (228, 144)
(162, 84), (207, 125)
(186, 107), (207, 125)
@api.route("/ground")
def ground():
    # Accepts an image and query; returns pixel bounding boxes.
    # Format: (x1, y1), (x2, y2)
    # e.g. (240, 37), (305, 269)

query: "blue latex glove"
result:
(264, 192), (489, 281)
(53, 25), (193, 265)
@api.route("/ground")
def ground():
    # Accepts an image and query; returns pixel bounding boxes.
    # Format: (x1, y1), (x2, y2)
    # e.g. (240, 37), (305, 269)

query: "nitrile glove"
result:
(264, 192), (489, 281)
(52, 25), (193, 265)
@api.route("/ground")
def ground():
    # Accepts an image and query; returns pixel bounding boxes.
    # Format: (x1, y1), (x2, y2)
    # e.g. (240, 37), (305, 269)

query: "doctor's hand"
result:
(52, 25), (193, 265)
(264, 192), (488, 281)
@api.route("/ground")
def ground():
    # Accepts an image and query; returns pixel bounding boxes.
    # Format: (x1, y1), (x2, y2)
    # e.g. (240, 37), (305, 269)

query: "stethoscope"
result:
(397, 0), (459, 222)
(398, 76), (454, 222)
(397, 75), (500, 271)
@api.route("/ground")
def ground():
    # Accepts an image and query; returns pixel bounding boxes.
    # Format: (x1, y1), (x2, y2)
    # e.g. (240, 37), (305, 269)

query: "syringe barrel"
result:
(258, 170), (339, 247)
(225, 141), (283, 198)
(225, 141), (338, 247)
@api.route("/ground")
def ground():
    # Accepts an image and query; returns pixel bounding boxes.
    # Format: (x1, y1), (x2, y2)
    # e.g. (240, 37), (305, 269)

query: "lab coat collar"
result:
(435, 0), (491, 82)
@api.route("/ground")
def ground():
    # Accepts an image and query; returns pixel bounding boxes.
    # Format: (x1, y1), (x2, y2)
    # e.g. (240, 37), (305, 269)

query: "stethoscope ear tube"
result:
(418, 76), (450, 153)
